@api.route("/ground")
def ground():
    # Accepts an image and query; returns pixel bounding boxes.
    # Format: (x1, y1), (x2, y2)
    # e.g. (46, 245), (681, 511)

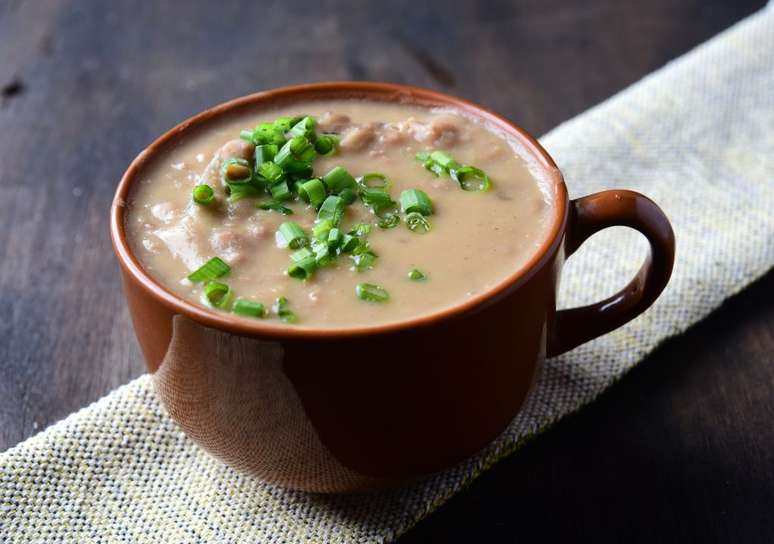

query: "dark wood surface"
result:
(1, 0), (771, 541)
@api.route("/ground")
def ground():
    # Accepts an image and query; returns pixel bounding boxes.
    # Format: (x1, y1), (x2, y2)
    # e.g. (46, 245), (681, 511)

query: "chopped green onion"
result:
(257, 161), (284, 184)
(251, 122), (286, 145)
(400, 189), (433, 216)
(272, 116), (302, 133)
(276, 221), (308, 249)
(272, 296), (297, 323)
(311, 239), (334, 266)
(450, 166), (492, 191)
(312, 219), (333, 240)
(298, 178), (327, 208)
(327, 227), (342, 249)
(228, 183), (262, 202)
(351, 245), (377, 271)
(360, 187), (396, 215)
(405, 212), (431, 234)
(203, 281), (231, 309)
(338, 188), (357, 205)
(283, 160), (314, 177)
(232, 299), (266, 318)
(290, 247), (314, 263)
(314, 134), (339, 155)
(288, 116), (316, 140)
(254, 144), (278, 166)
(274, 135), (316, 167)
(240, 129), (255, 143)
(426, 160), (446, 177)
(355, 283), (389, 303)
(340, 234), (360, 253)
(288, 136), (317, 162)
(322, 166), (357, 194)
(269, 181), (292, 202)
(357, 172), (389, 189)
(408, 268), (427, 281)
(416, 150), (493, 191)
(430, 150), (461, 171)
(288, 254), (317, 280)
(316, 195), (344, 226)
(221, 158), (252, 185)
(377, 213), (400, 229)
(257, 200), (293, 215)
(349, 223), (372, 237)
(192, 184), (215, 205)
(187, 257), (230, 283)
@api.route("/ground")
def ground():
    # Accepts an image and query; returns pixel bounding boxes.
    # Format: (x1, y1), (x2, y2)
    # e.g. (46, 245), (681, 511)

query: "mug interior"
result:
(110, 81), (568, 339)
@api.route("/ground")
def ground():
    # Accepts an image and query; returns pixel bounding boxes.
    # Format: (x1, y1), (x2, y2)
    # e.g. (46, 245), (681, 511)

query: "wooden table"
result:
(2, 1), (771, 541)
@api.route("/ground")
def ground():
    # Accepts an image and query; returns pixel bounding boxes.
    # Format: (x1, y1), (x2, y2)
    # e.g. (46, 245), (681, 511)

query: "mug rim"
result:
(110, 81), (569, 339)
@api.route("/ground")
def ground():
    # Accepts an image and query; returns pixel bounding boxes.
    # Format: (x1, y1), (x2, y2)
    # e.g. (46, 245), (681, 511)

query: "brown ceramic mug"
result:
(110, 82), (675, 493)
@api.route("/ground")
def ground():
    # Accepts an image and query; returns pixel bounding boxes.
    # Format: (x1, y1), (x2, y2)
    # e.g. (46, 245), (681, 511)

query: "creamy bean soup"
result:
(126, 100), (554, 327)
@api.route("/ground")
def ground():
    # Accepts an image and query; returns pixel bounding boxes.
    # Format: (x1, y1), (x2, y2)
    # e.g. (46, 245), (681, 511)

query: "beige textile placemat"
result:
(2, 6), (773, 543)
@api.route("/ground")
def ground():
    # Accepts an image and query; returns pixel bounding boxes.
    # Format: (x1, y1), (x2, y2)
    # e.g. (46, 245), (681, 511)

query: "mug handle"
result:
(547, 190), (675, 357)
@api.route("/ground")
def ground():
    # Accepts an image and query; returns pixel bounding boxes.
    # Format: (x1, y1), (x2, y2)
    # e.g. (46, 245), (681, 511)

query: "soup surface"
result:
(125, 99), (554, 328)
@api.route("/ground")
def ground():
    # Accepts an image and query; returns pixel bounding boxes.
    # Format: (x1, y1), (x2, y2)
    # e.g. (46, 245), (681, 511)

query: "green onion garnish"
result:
(272, 296), (297, 323)
(272, 115), (302, 133)
(276, 221), (308, 249)
(355, 283), (390, 303)
(290, 247), (314, 262)
(349, 223), (372, 237)
(377, 213), (400, 229)
(316, 195), (345, 226)
(192, 184), (215, 205)
(408, 268), (427, 281)
(221, 158), (252, 185)
(450, 166), (492, 192)
(405, 212), (431, 234)
(322, 166), (357, 194)
(351, 243), (377, 271)
(249, 122), (286, 146)
(314, 134), (339, 155)
(287, 250), (318, 280)
(254, 144), (278, 166)
(340, 233), (360, 253)
(257, 161), (284, 184)
(338, 188), (357, 205)
(203, 281), (231, 308)
(311, 239), (334, 267)
(357, 172), (389, 189)
(360, 187), (396, 215)
(400, 189), (433, 216)
(298, 178), (327, 208)
(257, 200), (293, 215)
(312, 219), (333, 240)
(429, 150), (461, 171)
(232, 299), (266, 318)
(269, 181), (292, 202)
(287, 116), (316, 140)
(415, 150), (492, 191)
(284, 161), (313, 178)
(327, 227), (342, 248)
(187, 257), (230, 283)
(228, 183), (262, 202)
(275, 135), (316, 167)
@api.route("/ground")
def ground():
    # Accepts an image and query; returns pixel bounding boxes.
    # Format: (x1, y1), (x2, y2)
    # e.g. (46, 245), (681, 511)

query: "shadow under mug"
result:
(110, 82), (675, 493)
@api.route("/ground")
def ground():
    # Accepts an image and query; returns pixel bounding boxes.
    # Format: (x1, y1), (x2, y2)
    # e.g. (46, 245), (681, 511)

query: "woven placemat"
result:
(2, 6), (773, 543)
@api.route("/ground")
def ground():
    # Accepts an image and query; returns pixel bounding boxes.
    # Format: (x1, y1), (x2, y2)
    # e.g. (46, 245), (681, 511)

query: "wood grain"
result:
(0, 0), (769, 541)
